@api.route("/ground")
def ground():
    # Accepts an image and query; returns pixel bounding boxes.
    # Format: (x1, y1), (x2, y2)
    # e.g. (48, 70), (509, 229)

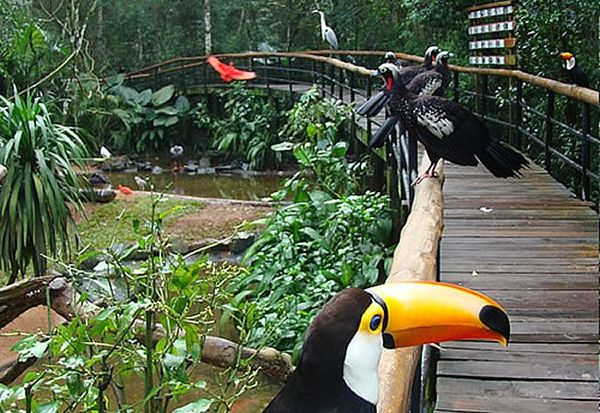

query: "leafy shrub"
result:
(232, 90), (390, 357)
(234, 191), (391, 357)
(109, 82), (192, 152)
(202, 83), (284, 170)
(279, 86), (351, 145)
(1, 193), (259, 412)
(0, 93), (87, 283)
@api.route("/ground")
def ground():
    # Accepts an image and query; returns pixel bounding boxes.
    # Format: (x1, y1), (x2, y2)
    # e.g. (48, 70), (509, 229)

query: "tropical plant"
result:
(279, 86), (351, 145)
(107, 82), (193, 153)
(232, 91), (390, 357)
(208, 83), (284, 170)
(234, 190), (391, 357)
(0, 191), (260, 412)
(0, 93), (87, 283)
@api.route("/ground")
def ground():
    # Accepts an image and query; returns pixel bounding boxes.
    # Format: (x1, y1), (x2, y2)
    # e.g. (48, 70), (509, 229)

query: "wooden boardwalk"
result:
(435, 162), (599, 413)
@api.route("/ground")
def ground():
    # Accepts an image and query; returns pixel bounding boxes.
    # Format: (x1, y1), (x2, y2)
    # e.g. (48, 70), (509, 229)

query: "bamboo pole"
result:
(377, 151), (444, 413)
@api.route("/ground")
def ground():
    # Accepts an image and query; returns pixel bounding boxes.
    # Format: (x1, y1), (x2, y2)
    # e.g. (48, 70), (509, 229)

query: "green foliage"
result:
(235, 191), (391, 357)
(77, 196), (205, 252)
(203, 84), (284, 170)
(515, 0), (599, 86)
(232, 92), (390, 357)
(0, 93), (87, 282)
(108, 82), (193, 153)
(279, 86), (351, 144)
(1, 192), (259, 412)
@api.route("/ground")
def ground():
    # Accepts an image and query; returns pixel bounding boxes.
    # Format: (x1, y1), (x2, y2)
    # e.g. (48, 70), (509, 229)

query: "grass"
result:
(77, 195), (205, 251)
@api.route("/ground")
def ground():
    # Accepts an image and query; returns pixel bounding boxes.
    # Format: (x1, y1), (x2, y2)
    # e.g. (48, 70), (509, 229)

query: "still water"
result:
(108, 171), (285, 201)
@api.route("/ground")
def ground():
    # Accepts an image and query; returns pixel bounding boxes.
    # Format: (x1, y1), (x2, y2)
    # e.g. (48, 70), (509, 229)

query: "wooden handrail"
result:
(126, 50), (598, 105)
(377, 153), (444, 413)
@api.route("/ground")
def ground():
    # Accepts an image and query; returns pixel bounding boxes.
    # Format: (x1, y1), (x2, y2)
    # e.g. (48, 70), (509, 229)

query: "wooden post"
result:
(544, 91), (555, 172)
(377, 152), (444, 413)
(514, 79), (522, 149)
(453, 71), (459, 103)
(581, 103), (591, 201)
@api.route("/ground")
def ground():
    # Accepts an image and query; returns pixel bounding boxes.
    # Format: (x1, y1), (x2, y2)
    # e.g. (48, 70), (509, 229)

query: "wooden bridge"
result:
(127, 51), (599, 413)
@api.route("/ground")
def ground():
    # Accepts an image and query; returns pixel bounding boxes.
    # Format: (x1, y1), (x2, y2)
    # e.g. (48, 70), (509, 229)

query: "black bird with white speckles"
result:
(369, 63), (529, 183)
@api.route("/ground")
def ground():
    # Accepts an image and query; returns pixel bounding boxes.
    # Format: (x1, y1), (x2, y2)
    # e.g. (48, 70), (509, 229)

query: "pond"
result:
(108, 171), (285, 201)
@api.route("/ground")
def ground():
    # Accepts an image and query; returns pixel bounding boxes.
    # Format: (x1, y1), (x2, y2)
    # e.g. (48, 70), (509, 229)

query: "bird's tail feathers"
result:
(367, 115), (400, 149)
(478, 140), (529, 178)
(356, 91), (390, 117)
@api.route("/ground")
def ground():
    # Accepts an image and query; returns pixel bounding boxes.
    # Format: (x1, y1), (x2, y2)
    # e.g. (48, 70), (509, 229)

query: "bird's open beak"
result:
(367, 281), (510, 349)
(559, 52), (573, 60)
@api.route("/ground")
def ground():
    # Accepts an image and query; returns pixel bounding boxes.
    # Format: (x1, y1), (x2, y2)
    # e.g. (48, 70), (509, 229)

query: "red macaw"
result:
(207, 56), (257, 83)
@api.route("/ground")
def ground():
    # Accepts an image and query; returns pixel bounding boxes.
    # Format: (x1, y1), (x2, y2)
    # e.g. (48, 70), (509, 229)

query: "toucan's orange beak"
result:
(367, 281), (510, 348)
(560, 52), (573, 60)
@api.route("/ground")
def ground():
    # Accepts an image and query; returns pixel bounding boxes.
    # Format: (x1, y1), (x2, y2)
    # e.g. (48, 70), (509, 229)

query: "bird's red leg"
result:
(411, 160), (439, 186)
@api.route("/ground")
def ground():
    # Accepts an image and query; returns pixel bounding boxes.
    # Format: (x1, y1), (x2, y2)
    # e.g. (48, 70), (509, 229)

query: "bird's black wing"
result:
(399, 65), (425, 85)
(407, 71), (444, 96)
(570, 66), (590, 88)
(411, 98), (481, 166)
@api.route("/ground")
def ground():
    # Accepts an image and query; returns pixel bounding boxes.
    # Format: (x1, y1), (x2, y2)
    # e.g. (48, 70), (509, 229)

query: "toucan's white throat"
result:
(566, 57), (576, 71)
(343, 330), (382, 405)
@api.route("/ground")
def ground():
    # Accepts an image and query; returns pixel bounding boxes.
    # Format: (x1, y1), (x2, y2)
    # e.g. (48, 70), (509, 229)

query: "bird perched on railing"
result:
(313, 10), (339, 50)
(559, 52), (589, 88)
(368, 63), (528, 184)
(407, 51), (453, 97)
(263, 281), (509, 413)
(207, 56), (257, 83)
(356, 46), (441, 118)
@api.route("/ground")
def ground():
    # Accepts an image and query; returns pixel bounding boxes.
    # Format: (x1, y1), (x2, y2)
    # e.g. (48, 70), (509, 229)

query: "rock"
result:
(230, 231), (255, 254)
(199, 156), (211, 168)
(151, 166), (163, 175)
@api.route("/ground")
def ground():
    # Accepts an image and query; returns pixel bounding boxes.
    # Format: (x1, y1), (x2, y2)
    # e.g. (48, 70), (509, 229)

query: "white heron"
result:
(313, 10), (338, 50)
(134, 176), (147, 190)
(100, 146), (112, 159)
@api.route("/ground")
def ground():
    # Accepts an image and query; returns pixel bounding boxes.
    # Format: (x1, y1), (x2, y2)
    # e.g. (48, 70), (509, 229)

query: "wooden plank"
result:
(437, 359), (596, 381)
(436, 377), (598, 401)
(442, 274), (597, 291)
(439, 348), (598, 367)
(435, 394), (598, 413)
(440, 341), (598, 355)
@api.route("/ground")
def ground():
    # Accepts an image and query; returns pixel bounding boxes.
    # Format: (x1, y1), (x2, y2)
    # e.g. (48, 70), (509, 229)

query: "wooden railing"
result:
(125, 50), (598, 412)
(127, 50), (599, 206)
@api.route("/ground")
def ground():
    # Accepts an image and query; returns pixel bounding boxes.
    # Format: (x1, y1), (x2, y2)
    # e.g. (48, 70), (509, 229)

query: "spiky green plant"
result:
(0, 94), (87, 283)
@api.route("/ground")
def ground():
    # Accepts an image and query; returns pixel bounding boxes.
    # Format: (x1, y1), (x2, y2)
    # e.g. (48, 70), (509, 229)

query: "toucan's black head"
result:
(263, 282), (510, 413)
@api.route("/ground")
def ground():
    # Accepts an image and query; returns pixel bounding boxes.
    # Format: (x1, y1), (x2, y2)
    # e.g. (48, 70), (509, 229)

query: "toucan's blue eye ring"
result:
(370, 315), (382, 331)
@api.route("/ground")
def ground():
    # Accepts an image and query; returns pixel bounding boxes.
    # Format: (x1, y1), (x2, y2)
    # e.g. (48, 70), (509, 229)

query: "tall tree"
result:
(204, 0), (212, 54)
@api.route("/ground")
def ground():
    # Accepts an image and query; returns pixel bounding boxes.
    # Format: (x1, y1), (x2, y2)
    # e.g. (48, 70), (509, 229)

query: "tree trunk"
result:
(204, 0), (212, 55)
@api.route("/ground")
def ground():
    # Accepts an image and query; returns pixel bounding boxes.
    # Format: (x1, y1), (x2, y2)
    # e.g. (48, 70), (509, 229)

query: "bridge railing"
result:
(125, 51), (598, 412)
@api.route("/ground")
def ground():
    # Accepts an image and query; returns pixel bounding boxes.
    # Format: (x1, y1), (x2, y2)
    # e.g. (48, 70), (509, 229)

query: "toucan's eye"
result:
(370, 315), (382, 331)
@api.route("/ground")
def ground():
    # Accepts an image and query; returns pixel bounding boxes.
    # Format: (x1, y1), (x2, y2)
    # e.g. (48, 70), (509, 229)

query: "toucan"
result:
(263, 281), (509, 413)
(367, 63), (528, 184)
(356, 46), (441, 118)
(559, 52), (589, 88)
(559, 52), (589, 125)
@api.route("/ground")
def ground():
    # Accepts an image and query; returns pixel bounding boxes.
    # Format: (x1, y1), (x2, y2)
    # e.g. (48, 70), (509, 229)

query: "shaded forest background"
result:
(1, 0), (598, 91)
